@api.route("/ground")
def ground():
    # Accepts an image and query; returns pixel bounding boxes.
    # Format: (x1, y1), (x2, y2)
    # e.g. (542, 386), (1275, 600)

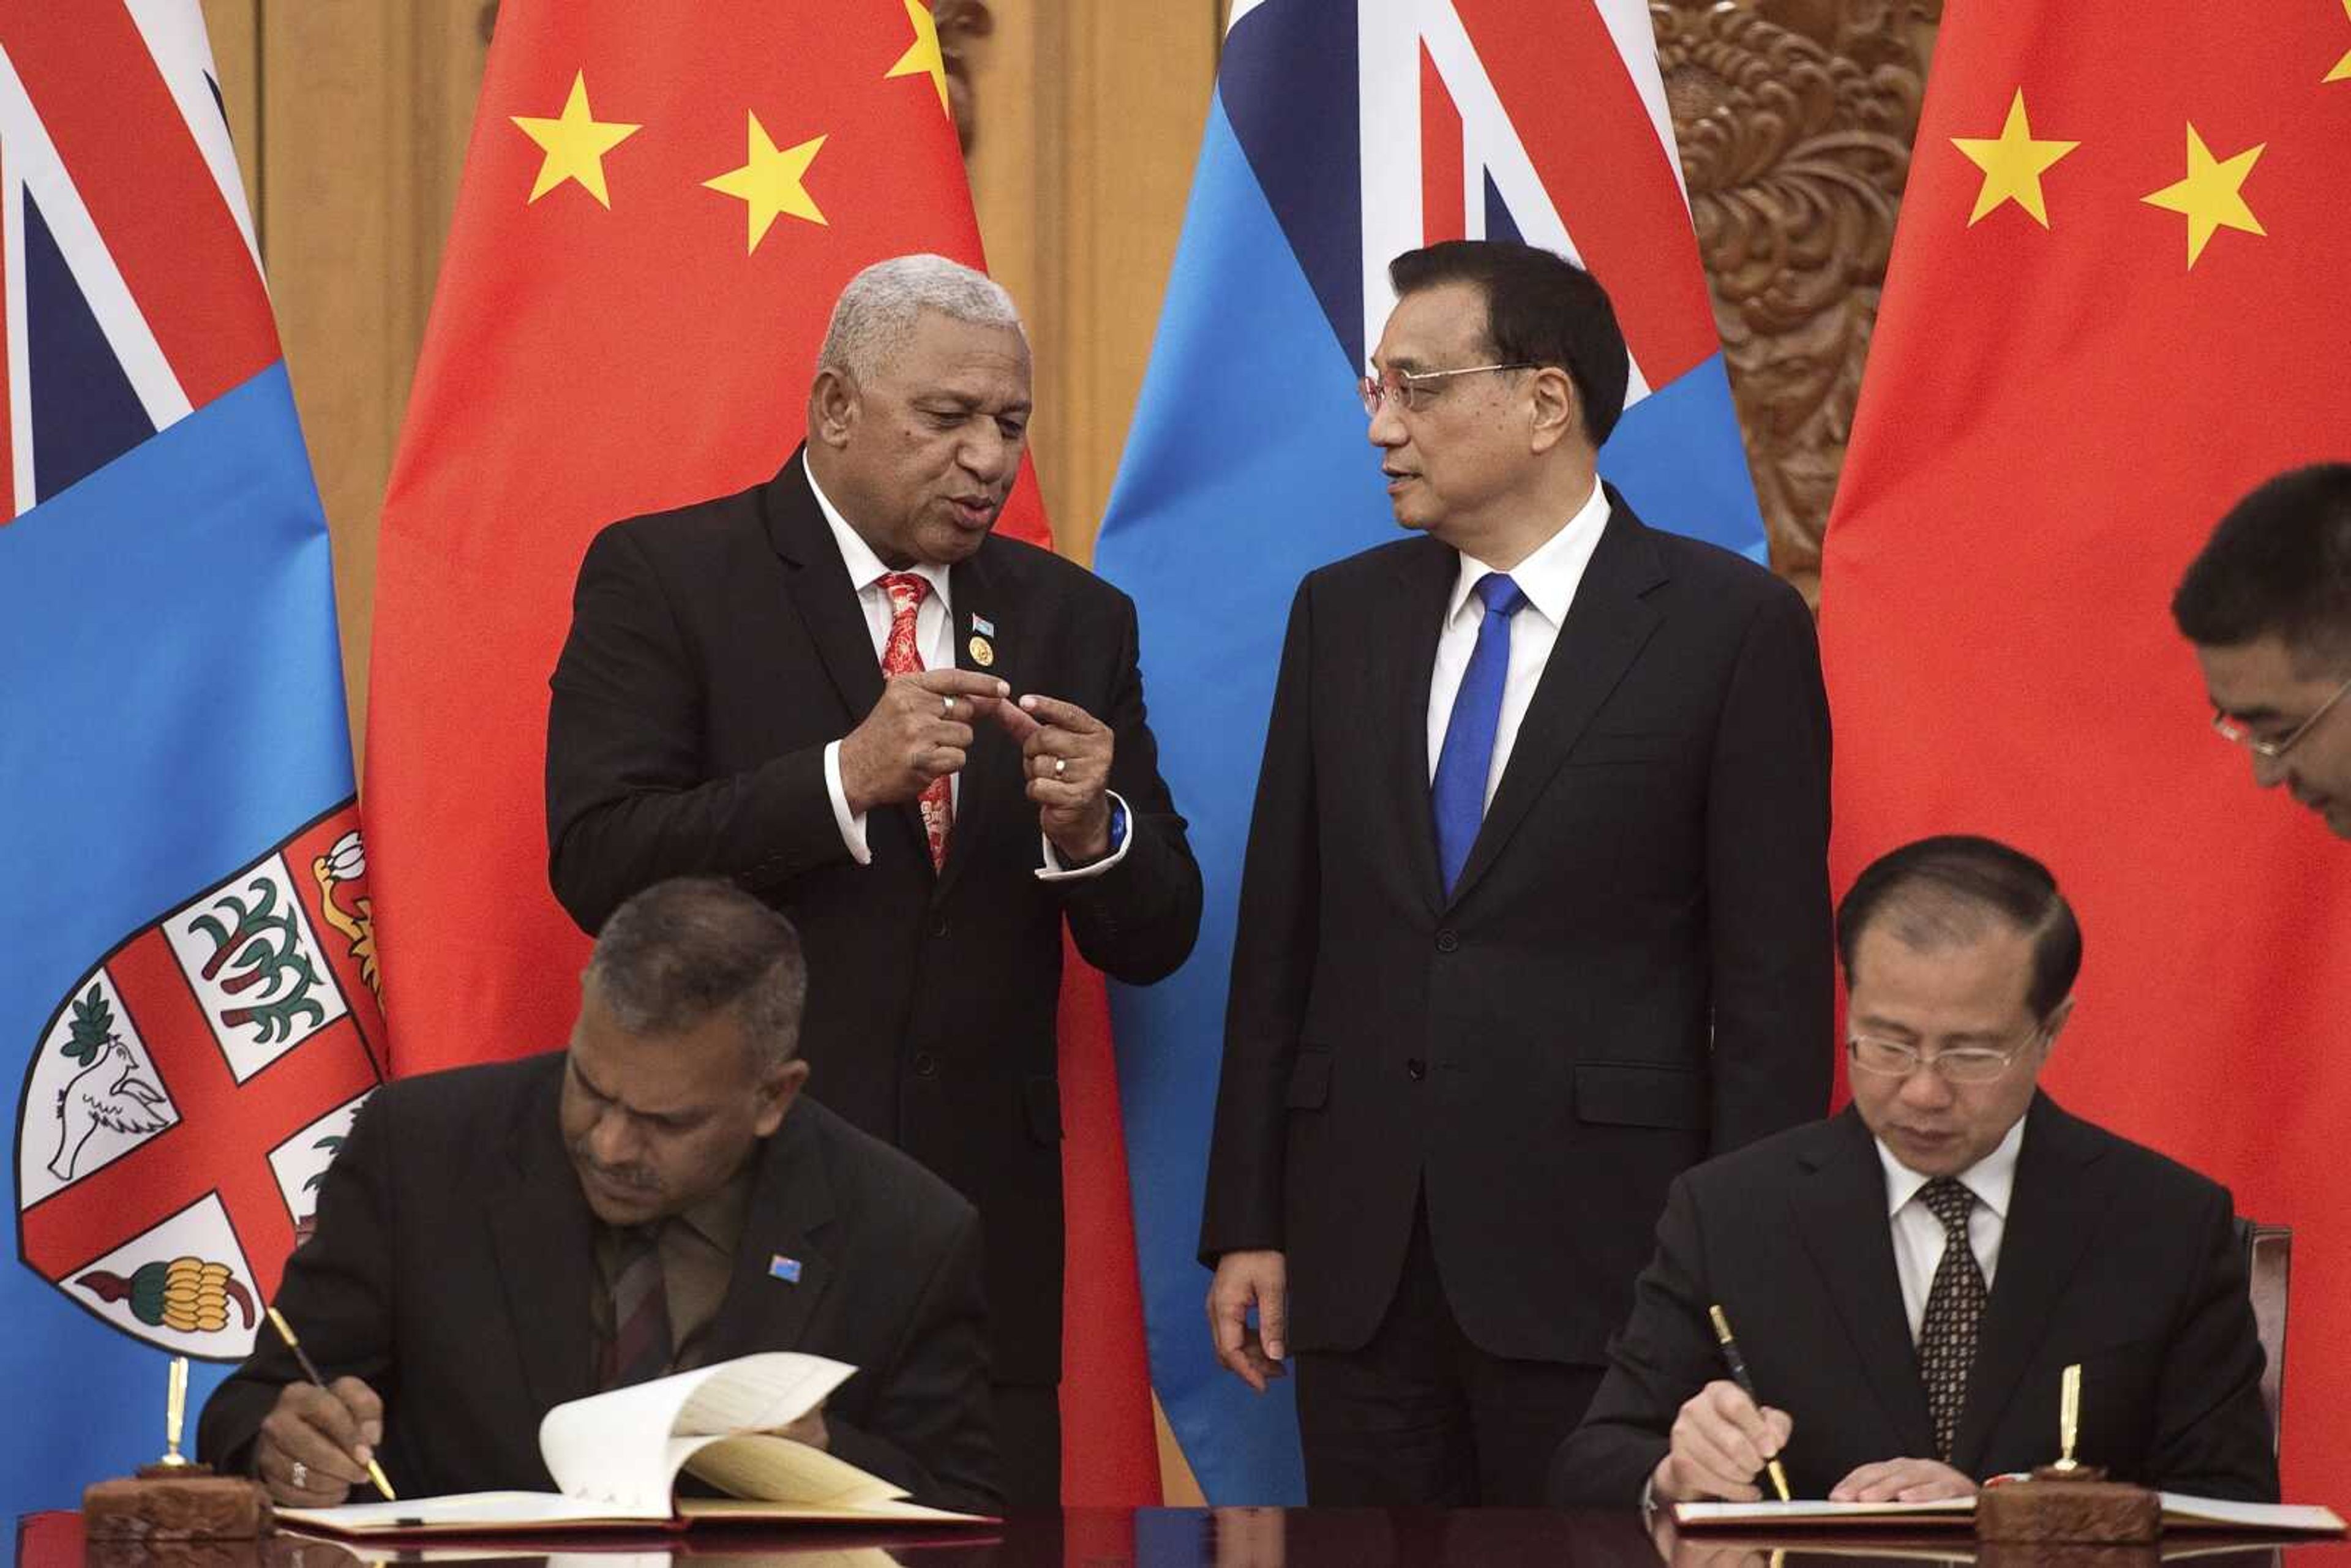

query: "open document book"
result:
(1672, 1493), (2344, 1534)
(277, 1353), (992, 1534)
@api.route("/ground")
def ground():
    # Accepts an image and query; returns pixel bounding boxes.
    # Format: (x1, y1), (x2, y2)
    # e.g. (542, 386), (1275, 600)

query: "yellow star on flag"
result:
(1950, 89), (2079, 227)
(2141, 122), (2266, 268)
(702, 113), (828, 252)
(886, 0), (951, 117)
(511, 71), (640, 208)
(2328, 0), (2351, 83)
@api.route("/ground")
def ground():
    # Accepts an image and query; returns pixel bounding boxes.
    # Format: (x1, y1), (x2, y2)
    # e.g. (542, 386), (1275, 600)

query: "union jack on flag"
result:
(0, 1), (381, 1514)
(1096, 0), (1761, 1501)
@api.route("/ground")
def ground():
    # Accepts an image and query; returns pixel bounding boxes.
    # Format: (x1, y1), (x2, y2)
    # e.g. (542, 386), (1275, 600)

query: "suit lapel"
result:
(1389, 539), (1457, 914)
(486, 1068), (598, 1416)
(1790, 1109), (1939, 1460)
(937, 546), (1016, 903)
(764, 452), (926, 863)
(698, 1105), (838, 1365)
(1444, 497), (1665, 909)
(1952, 1094), (2112, 1475)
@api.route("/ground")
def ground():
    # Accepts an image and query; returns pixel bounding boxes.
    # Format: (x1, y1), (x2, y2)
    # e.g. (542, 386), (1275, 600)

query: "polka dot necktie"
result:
(1917, 1176), (1987, 1461)
(879, 572), (952, 869)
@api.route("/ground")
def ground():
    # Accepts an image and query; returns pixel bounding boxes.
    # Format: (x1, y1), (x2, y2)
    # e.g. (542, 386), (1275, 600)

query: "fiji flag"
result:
(1094, 0), (1759, 1502)
(0, 2), (383, 1514)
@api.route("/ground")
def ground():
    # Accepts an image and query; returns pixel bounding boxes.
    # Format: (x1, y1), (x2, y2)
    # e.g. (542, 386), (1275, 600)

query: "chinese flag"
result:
(362, 0), (1156, 1503)
(1820, 5), (2351, 1496)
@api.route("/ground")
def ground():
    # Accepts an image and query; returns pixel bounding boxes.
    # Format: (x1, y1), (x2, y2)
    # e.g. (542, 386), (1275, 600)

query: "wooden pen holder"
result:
(83, 1464), (272, 1542)
(1975, 1465), (2161, 1545)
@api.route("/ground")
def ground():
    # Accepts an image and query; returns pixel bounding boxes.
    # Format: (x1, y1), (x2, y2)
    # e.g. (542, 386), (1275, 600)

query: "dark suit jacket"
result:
(544, 453), (1201, 1386)
(1550, 1095), (2279, 1505)
(197, 1054), (997, 1512)
(1199, 492), (1834, 1362)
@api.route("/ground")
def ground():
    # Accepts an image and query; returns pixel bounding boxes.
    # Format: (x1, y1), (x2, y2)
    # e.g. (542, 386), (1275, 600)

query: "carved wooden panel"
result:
(1654, 0), (1943, 599)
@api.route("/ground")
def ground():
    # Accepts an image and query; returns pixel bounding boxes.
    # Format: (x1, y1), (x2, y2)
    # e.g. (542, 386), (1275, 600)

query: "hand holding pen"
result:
(1648, 1304), (1795, 1505)
(253, 1305), (396, 1505)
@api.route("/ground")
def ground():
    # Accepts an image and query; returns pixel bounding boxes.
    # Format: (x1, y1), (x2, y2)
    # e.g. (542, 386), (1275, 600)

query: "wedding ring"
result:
(940, 694), (954, 717)
(290, 1460), (308, 1490)
(1054, 756), (1067, 779)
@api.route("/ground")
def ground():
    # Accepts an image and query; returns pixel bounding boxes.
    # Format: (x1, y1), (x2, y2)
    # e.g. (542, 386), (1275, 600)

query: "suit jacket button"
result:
(931, 915), (950, 939)
(1406, 1059), (1427, 1081)
(1434, 929), (1459, 953)
(912, 1052), (940, 1078)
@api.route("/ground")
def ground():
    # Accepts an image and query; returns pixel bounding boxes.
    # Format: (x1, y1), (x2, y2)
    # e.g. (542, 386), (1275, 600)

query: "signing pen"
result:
(1708, 1302), (1792, 1502)
(267, 1305), (397, 1501)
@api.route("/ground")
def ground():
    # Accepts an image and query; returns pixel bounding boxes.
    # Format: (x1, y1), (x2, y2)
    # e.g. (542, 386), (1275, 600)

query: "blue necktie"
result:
(1431, 572), (1527, 896)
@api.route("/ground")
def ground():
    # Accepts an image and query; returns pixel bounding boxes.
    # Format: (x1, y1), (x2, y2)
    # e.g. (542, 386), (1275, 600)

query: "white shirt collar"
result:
(1877, 1112), (2026, 1223)
(803, 455), (951, 609)
(1444, 477), (1608, 630)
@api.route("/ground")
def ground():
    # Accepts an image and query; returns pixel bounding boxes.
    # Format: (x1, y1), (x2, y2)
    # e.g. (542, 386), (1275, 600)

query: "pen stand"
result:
(1975, 1465), (2160, 1547)
(83, 1465), (272, 1542)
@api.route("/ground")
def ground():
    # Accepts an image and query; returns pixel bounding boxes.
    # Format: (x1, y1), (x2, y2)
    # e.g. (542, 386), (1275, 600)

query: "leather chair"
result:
(2234, 1217), (2292, 1457)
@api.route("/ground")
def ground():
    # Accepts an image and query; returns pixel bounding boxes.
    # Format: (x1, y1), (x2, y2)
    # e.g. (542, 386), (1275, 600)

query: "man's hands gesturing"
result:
(838, 671), (1011, 814)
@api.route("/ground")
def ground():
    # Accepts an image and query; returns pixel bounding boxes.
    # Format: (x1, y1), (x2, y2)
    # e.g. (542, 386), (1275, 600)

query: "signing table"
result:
(22, 1508), (2351, 1568)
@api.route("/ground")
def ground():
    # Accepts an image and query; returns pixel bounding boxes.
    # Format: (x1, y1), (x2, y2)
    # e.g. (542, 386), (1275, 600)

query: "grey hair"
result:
(583, 879), (808, 1071)
(817, 253), (1024, 381)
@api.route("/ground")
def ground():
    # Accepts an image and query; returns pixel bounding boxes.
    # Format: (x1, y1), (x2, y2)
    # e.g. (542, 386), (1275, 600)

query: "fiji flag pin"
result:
(967, 613), (996, 669)
(768, 1254), (803, 1285)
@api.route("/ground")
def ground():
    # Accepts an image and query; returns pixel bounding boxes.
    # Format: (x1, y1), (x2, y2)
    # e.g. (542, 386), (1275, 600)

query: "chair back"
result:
(2234, 1215), (2291, 1457)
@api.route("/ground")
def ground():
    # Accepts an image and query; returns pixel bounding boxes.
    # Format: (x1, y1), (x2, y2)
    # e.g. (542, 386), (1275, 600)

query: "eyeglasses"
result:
(1847, 1026), (2044, 1084)
(1359, 362), (1537, 416)
(2211, 670), (2351, 760)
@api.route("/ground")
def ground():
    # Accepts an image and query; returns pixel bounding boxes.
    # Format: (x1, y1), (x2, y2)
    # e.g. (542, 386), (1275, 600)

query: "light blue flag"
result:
(0, 5), (383, 1514)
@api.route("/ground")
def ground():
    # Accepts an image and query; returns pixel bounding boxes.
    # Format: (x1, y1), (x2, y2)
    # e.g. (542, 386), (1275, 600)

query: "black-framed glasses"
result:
(1359, 361), (1537, 416)
(1846, 1024), (2044, 1084)
(2211, 670), (2351, 760)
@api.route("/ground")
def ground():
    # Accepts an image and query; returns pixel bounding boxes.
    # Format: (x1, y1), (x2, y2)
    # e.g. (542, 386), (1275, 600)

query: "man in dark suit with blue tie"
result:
(1199, 240), (1835, 1505)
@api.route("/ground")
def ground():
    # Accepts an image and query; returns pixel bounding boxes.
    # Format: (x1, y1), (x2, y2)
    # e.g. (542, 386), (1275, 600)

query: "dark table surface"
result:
(22, 1508), (2351, 1568)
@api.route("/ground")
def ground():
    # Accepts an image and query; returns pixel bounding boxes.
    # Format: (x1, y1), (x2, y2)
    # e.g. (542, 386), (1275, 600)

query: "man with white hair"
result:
(546, 254), (1203, 1502)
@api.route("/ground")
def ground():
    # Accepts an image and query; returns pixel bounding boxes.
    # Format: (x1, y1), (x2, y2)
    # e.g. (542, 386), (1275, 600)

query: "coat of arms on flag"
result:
(13, 801), (384, 1360)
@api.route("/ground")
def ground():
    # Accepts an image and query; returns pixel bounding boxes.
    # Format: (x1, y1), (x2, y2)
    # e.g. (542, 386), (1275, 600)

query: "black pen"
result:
(1708, 1302), (1792, 1501)
(267, 1305), (397, 1499)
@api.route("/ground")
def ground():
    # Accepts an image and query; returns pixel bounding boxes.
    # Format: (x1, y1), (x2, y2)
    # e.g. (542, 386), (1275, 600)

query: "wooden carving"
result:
(1652, 0), (1942, 599)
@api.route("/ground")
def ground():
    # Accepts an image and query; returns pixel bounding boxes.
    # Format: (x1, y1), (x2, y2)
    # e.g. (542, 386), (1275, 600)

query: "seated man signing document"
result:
(198, 878), (996, 1512)
(1551, 835), (2277, 1508)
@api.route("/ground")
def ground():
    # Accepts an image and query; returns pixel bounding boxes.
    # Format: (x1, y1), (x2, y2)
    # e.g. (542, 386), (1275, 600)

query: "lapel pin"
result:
(768, 1254), (803, 1285)
(971, 615), (995, 637)
(967, 633), (996, 668)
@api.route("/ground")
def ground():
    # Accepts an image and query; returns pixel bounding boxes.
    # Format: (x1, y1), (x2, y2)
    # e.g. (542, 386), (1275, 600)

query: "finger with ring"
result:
(940, 694), (954, 718)
(1053, 756), (1067, 779)
(290, 1460), (308, 1490)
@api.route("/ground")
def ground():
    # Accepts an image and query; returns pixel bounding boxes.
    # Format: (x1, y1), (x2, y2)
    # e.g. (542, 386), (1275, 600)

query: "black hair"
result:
(1837, 835), (2081, 1021)
(1387, 239), (1629, 445)
(585, 878), (807, 1068)
(2173, 463), (2351, 666)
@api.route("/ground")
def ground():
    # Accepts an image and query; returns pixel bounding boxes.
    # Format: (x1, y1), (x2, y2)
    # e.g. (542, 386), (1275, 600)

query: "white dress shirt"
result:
(1425, 478), (1611, 802)
(806, 459), (1127, 879)
(1876, 1116), (2025, 1342)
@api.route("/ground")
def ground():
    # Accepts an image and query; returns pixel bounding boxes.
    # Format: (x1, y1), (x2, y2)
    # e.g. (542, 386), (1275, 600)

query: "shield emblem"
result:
(13, 801), (386, 1359)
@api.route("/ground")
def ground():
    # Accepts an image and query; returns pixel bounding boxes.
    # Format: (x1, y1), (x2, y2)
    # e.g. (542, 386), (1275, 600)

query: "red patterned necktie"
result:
(879, 572), (952, 869)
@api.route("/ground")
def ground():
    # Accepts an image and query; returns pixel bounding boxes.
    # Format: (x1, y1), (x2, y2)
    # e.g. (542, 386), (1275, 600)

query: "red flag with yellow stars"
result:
(1820, 4), (2351, 1494)
(363, 0), (1157, 1503)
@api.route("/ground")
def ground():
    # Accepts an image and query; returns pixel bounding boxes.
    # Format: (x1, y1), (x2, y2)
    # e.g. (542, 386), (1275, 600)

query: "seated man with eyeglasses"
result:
(2175, 463), (2351, 839)
(1549, 835), (2278, 1509)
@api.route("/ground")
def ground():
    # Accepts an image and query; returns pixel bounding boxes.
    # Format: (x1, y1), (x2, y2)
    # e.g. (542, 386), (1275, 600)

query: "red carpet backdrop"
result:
(1819, 1), (2351, 1499)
